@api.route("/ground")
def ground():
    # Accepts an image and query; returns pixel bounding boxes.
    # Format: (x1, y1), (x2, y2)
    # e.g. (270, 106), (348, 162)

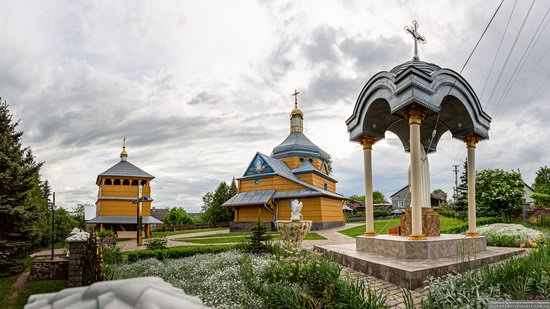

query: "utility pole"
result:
(133, 184), (149, 247)
(453, 165), (459, 200)
(50, 192), (56, 260)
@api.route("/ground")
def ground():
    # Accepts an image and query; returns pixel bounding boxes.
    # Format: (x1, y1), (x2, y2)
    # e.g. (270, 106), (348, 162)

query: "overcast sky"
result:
(2, 0), (550, 212)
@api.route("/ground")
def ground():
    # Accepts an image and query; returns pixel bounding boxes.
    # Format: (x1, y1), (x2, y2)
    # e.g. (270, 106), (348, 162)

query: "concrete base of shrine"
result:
(315, 236), (524, 289)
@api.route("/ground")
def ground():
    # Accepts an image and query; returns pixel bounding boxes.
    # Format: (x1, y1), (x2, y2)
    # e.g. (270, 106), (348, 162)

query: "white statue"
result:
(290, 199), (303, 221)
(408, 146), (431, 207)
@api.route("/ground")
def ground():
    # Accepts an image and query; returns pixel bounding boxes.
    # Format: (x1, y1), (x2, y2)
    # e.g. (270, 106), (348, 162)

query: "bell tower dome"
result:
(290, 89), (303, 133)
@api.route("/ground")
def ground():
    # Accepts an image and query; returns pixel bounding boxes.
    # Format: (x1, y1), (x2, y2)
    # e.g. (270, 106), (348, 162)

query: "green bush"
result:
(476, 169), (524, 217)
(97, 230), (117, 240)
(124, 245), (236, 262)
(440, 217), (500, 234)
(102, 245), (122, 265)
(242, 219), (272, 254)
(373, 210), (391, 218)
(436, 209), (468, 221)
(531, 193), (550, 208)
(144, 237), (167, 250)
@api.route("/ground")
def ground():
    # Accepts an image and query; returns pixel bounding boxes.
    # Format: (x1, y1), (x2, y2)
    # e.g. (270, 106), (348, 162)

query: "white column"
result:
(465, 135), (480, 237)
(407, 108), (426, 240)
(361, 136), (376, 236)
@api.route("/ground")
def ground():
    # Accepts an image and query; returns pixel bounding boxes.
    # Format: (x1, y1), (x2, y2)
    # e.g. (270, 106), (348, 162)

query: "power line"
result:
(517, 66), (550, 115)
(480, 0), (518, 101)
(486, 0), (536, 112)
(494, 2), (550, 116)
(499, 5), (550, 115)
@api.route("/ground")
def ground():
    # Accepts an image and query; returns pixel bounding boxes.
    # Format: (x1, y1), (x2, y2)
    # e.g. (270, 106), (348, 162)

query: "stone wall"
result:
(400, 207), (440, 236)
(29, 257), (68, 281)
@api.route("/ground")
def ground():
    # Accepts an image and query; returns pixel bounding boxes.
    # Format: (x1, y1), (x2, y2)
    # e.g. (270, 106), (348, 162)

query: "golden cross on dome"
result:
(292, 89), (300, 108)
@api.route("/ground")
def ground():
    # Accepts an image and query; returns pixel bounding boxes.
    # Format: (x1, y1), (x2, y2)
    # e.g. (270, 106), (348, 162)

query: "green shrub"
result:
(242, 219), (272, 254)
(373, 210), (390, 218)
(124, 245), (236, 262)
(436, 209), (468, 221)
(440, 217), (500, 234)
(531, 193), (550, 207)
(144, 237), (167, 250)
(97, 230), (117, 240)
(102, 245), (122, 265)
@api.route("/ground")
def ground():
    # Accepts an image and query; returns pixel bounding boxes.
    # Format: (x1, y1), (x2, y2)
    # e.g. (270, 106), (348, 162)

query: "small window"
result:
(141, 180), (148, 186)
(131, 180), (139, 186)
(299, 158), (304, 162)
(324, 183), (328, 191)
(113, 179), (121, 185)
(104, 179), (112, 185)
(254, 179), (260, 185)
(122, 179), (130, 185)
(308, 158), (313, 163)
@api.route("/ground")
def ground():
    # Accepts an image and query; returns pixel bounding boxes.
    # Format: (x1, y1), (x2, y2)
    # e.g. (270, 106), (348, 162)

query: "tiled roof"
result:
(87, 216), (162, 224)
(292, 160), (337, 183)
(222, 190), (276, 207)
(99, 160), (154, 179)
(271, 132), (330, 161)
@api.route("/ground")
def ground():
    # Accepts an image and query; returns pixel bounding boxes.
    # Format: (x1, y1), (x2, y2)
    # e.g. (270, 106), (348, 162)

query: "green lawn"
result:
(339, 215), (464, 238)
(177, 232), (327, 244)
(152, 227), (228, 238)
(0, 276), (16, 308)
(14, 280), (66, 309)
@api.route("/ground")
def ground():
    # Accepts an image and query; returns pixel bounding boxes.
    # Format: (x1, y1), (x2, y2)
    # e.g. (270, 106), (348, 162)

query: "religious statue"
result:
(408, 146), (431, 207)
(290, 199), (303, 221)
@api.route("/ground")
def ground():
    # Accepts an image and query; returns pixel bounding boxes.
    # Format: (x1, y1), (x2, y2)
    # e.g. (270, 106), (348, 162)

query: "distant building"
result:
(390, 185), (447, 208)
(222, 95), (346, 231)
(524, 182), (535, 206)
(87, 142), (162, 236)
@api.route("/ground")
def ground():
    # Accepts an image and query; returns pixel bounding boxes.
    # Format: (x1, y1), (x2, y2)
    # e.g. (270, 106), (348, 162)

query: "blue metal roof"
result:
(292, 160), (337, 183)
(97, 160), (154, 184)
(86, 216), (162, 224)
(222, 190), (276, 207)
(271, 132), (330, 161)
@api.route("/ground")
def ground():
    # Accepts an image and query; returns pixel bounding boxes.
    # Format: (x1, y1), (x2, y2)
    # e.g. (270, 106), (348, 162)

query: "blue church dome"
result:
(271, 132), (330, 161)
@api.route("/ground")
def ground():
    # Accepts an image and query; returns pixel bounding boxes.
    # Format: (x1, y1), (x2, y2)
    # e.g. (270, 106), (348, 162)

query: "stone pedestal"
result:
(356, 234), (486, 259)
(276, 220), (313, 243)
(400, 207), (440, 236)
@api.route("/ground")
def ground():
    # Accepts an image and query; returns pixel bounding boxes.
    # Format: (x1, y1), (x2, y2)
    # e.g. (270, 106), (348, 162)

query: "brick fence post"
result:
(67, 240), (88, 287)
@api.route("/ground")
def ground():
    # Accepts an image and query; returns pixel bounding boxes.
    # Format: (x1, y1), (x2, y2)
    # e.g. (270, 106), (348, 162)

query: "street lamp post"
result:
(50, 192), (57, 260)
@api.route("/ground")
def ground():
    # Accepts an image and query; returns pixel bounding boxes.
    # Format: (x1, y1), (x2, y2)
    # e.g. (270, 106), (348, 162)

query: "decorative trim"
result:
(405, 106), (426, 125)
(463, 135), (480, 148)
(465, 231), (480, 237)
(363, 231), (377, 237)
(360, 136), (377, 150)
(408, 234), (427, 240)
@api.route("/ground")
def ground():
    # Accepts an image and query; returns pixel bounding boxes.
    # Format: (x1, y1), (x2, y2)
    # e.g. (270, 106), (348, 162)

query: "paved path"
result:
(301, 224), (355, 249)
(31, 248), (67, 257)
(119, 229), (231, 251)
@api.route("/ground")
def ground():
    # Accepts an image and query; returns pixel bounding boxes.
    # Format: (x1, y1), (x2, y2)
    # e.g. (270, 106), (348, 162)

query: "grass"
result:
(338, 215), (465, 238)
(152, 227), (228, 237)
(0, 276), (16, 308)
(14, 280), (66, 309)
(176, 232), (327, 244)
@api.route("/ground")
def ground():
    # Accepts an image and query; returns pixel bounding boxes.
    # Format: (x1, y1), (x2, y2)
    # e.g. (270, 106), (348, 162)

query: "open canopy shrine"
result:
(315, 21), (524, 289)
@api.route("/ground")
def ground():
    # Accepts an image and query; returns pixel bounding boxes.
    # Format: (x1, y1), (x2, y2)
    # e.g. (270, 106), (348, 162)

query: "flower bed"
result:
(109, 245), (387, 308)
(477, 223), (545, 247)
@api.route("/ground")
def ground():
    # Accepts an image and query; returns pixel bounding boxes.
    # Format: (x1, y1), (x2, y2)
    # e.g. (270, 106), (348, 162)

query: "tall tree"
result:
(163, 207), (193, 225)
(476, 169), (524, 217)
(531, 166), (550, 207)
(72, 204), (86, 229)
(453, 159), (468, 211)
(0, 101), (43, 275)
(348, 191), (386, 204)
(201, 181), (236, 223)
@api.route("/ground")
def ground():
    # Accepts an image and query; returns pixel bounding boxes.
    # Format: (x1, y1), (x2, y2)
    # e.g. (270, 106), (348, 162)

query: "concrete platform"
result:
(356, 234), (487, 259)
(315, 243), (524, 289)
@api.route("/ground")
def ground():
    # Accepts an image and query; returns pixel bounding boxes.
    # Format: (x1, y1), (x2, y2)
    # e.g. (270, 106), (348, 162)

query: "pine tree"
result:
(0, 100), (42, 275)
(244, 218), (272, 253)
(453, 159), (468, 211)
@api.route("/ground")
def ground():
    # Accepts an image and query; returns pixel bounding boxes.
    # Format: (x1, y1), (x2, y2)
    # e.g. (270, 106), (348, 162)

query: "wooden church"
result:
(87, 142), (161, 237)
(223, 92), (346, 231)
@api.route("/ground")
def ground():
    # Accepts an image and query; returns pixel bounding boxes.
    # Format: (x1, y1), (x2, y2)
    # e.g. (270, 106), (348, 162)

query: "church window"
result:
(324, 183), (328, 191)
(122, 179), (130, 185)
(254, 179), (260, 185)
(141, 180), (148, 186)
(300, 158), (304, 162)
(113, 179), (121, 185)
(104, 179), (112, 185)
(308, 159), (313, 163)
(131, 180), (139, 186)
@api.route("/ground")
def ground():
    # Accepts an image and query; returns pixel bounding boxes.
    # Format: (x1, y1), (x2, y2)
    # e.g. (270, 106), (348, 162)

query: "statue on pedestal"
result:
(290, 199), (303, 221)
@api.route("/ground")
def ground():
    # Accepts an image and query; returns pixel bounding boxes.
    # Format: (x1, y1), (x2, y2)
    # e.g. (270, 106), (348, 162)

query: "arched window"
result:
(104, 179), (112, 185)
(113, 179), (121, 185)
(141, 180), (148, 186)
(131, 179), (139, 186)
(122, 179), (130, 185)
(299, 158), (304, 162)
(324, 183), (328, 191)
(308, 158), (313, 163)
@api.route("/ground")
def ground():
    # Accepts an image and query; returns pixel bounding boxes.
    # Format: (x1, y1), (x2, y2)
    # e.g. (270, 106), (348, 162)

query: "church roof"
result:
(87, 216), (162, 224)
(271, 132), (330, 161)
(223, 190), (276, 207)
(238, 152), (342, 199)
(292, 160), (337, 183)
(389, 59), (441, 76)
(98, 160), (154, 179)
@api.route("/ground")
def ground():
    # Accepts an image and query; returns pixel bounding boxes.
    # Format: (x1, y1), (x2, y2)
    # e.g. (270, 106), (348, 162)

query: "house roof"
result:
(87, 216), (162, 224)
(98, 160), (154, 181)
(222, 190), (276, 207)
(151, 208), (170, 221)
(292, 160), (337, 183)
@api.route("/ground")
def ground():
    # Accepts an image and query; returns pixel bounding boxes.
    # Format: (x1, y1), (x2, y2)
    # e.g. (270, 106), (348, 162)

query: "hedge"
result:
(124, 245), (237, 262)
(441, 217), (500, 234)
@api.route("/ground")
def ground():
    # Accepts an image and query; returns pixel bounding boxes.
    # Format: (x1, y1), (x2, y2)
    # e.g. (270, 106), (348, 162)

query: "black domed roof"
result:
(390, 60), (441, 76)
